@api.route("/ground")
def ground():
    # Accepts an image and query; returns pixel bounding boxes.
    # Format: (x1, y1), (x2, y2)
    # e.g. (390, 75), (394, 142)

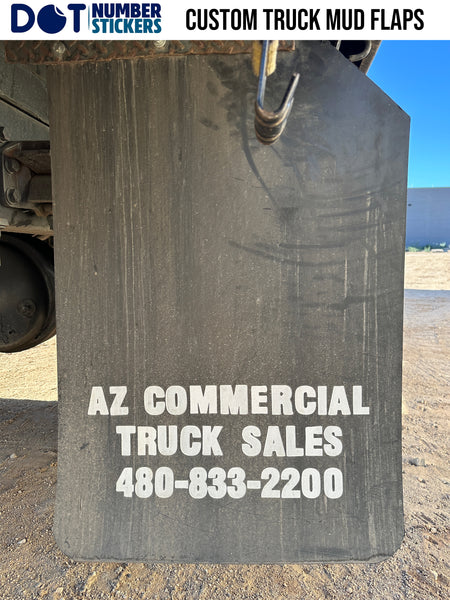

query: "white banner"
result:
(0, 0), (448, 40)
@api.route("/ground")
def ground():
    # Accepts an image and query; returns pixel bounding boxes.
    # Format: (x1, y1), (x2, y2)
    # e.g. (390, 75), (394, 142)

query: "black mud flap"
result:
(48, 41), (409, 563)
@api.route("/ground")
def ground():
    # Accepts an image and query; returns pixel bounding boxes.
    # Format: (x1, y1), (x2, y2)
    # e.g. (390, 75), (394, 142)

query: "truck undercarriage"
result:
(0, 40), (379, 353)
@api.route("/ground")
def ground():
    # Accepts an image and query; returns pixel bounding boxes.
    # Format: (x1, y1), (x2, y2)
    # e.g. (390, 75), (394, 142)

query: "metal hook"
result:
(254, 41), (300, 145)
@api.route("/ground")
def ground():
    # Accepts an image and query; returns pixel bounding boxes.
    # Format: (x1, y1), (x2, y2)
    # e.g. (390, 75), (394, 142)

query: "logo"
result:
(11, 4), (86, 33)
(37, 5), (66, 33)
(10, 3), (162, 35)
(90, 3), (162, 34)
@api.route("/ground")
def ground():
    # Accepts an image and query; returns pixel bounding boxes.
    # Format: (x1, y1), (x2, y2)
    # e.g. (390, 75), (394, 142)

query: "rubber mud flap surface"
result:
(48, 41), (409, 563)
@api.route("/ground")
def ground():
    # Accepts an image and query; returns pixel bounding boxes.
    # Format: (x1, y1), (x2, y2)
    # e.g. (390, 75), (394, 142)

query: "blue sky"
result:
(368, 41), (450, 189)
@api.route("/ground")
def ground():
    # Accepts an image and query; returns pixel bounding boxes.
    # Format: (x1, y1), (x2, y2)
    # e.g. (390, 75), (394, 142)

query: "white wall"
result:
(406, 188), (450, 248)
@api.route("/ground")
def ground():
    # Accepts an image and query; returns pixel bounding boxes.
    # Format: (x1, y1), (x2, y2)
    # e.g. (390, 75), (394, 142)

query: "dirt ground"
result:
(0, 252), (448, 600)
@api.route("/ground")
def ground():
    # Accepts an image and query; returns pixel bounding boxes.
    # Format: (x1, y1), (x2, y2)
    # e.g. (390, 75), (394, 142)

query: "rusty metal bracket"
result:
(1, 141), (52, 218)
(5, 40), (295, 65)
